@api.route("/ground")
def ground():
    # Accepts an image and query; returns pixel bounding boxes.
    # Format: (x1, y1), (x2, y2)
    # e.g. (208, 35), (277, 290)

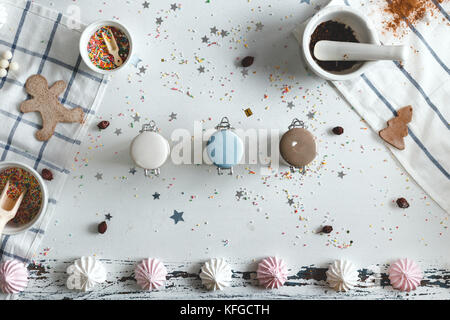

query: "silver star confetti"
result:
(337, 171), (346, 179)
(210, 26), (218, 34)
(235, 190), (244, 199)
(201, 35), (209, 43)
(114, 128), (122, 136)
(95, 173), (103, 180)
(255, 22), (264, 31)
(169, 112), (177, 121)
(197, 66), (205, 73)
(132, 114), (141, 122)
(138, 66), (147, 74)
(156, 17), (163, 25)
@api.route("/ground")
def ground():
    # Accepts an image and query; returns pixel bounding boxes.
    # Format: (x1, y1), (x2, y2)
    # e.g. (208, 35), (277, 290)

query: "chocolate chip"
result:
(396, 198), (410, 208)
(97, 121), (110, 130)
(98, 221), (107, 234)
(41, 168), (53, 181)
(321, 225), (333, 234)
(241, 56), (254, 68)
(332, 126), (344, 135)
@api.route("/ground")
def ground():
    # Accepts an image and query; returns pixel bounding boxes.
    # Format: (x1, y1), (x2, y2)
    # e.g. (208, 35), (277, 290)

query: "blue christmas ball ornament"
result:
(207, 117), (244, 175)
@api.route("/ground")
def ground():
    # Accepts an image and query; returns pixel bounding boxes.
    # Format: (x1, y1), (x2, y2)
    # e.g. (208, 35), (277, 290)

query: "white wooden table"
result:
(21, 0), (449, 299)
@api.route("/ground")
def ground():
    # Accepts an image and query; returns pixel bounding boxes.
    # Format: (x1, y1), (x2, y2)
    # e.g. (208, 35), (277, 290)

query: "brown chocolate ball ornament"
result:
(280, 119), (316, 168)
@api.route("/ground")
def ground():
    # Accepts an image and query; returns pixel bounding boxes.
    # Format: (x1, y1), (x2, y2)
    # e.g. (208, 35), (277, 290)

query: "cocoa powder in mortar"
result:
(309, 20), (360, 72)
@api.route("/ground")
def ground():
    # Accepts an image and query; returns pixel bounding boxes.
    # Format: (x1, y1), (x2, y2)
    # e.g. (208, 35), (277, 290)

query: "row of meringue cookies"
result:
(0, 257), (423, 294)
(130, 117), (317, 176)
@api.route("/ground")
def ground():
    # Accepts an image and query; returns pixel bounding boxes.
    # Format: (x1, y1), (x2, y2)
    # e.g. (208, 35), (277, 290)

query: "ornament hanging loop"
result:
(141, 120), (157, 133)
(216, 117), (234, 130)
(288, 118), (306, 130)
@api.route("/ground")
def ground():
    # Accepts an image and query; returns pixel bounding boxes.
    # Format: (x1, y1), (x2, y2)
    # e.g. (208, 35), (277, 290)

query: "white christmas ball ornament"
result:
(0, 59), (9, 69)
(0, 68), (7, 78)
(2, 50), (12, 60)
(130, 121), (170, 176)
(9, 61), (19, 71)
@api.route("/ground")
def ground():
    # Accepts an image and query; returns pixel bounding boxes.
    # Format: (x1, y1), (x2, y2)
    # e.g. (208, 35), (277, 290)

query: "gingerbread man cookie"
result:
(379, 105), (413, 150)
(20, 74), (84, 141)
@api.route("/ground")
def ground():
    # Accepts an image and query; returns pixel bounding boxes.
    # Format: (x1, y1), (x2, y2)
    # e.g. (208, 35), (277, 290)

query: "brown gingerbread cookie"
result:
(379, 105), (413, 150)
(20, 74), (84, 141)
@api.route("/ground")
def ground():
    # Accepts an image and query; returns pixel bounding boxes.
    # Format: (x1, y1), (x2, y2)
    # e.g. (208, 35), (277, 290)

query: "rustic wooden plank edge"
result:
(2, 259), (448, 299)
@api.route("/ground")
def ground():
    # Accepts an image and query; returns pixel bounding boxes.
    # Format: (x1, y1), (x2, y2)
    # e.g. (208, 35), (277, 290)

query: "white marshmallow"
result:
(9, 61), (19, 71)
(2, 51), (12, 60)
(0, 59), (9, 69)
(0, 68), (7, 78)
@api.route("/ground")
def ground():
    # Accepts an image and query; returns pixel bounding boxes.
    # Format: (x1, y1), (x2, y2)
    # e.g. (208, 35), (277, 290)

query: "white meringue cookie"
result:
(2, 50), (12, 60)
(0, 68), (6, 78)
(200, 258), (232, 291)
(66, 256), (107, 292)
(9, 61), (19, 71)
(0, 59), (9, 69)
(326, 259), (359, 292)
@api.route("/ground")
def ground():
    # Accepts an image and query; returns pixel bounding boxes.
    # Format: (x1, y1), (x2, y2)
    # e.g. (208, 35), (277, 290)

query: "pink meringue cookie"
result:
(256, 257), (288, 289)
(388, 258), (423, 292)
(135, 258), (168, 291)
(0, 259), (29, 294)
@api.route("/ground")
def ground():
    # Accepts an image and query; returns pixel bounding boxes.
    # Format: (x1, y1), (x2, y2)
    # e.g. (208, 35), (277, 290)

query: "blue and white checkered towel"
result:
(0, 0), (108, 266)
(295, 0), (450, 213)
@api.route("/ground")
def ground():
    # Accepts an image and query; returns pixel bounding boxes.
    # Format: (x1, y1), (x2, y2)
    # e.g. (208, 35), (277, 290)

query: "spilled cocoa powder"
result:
(309, 20), (360, 72)
(384, 0), (448, 32)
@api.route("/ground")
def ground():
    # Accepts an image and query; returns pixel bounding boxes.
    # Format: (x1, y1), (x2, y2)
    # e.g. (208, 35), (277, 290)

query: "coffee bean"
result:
(241, 56), (254, 67)
(321, 225), (333, 233)
(332, 126), (344, 135)
(396, 198), (409, 208)
(41, 168), (53, 181)
(97, 121), (110, 130)
(98, 221), (107, 234)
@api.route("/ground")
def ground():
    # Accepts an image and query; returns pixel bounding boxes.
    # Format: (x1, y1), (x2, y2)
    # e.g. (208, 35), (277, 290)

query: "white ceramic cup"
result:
(79, 20), (133, 75)
(302, 5), (379, 81)
(0, 161), (48, 235)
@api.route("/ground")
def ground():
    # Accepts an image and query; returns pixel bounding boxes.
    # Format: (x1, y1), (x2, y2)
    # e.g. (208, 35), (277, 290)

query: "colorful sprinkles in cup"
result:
(87, 26), (130, 70)
(0, 168), (42, 225)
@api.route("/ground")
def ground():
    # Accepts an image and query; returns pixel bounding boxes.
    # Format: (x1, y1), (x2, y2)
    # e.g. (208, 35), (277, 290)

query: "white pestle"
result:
(314, 40), (407, 61)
